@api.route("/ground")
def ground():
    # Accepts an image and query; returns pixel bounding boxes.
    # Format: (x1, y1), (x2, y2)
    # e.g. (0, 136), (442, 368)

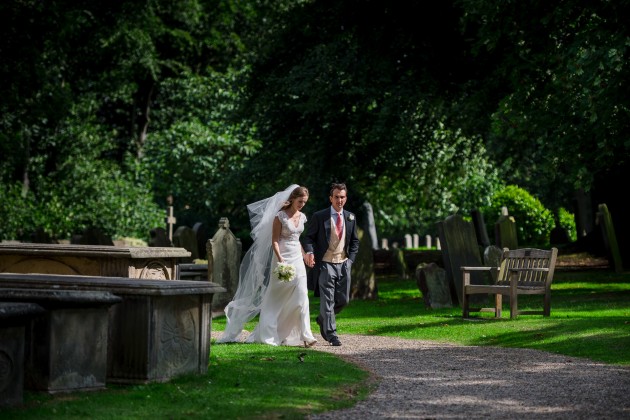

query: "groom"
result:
(304, 183), (360, 346)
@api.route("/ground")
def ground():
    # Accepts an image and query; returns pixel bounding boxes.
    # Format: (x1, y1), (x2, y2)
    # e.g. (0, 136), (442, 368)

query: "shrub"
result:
(557, 207), (578, 242)
(484, 185), (554, 247)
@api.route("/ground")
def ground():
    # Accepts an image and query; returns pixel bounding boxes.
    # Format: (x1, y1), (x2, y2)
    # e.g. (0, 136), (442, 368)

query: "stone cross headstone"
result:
(207, 218), (242, 310)
(596, 203), (623, 273)
(437, 214), (489, 306)
(413, 234), (419, 249)
(494, 207), (518, 250)
(471, 209), (491, 248)
(351, 226), (378, 299)
(173, 226), (198, 262)
(404, 234), (413, 249)
(166, 206), (177, 242)
(425, 235), (432, 249)
(165, 195), (177, 243)
(416, 263), (452, 309)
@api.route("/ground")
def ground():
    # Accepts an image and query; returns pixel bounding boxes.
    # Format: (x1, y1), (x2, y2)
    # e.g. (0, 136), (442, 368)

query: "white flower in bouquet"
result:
(274, 262), (296, 282)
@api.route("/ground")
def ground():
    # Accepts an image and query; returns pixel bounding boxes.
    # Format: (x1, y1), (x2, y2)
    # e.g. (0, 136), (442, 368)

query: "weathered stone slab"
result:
(0, 243), (190, 280)
(207, 218), (241, 310)
(192, 222), (209, 260)
(597, 203), (623, 273)
(0, 273), (225, 384)
(494, 208), (518, 250)
(0, 289), (121, 393)
(0, 302), (45, 407)
(178, 263), (208, 281)
(351, 227), (377, 299)
(437, 214), (488, 306)
(471, 209), (491, 248)
(415, 263), (452, 309)
(173, 226), (198, 263)
(149, 227), (172, 247)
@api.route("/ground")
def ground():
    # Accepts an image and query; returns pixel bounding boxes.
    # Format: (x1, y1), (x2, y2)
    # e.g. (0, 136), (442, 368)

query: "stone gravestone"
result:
(471, 209), (491, 248)
(483, 245), (503, 268)
(391, 247), (408, 279)
(71, 227), (114, 246)
(193, 222), (209, 261)
(494, 207), (518, 250)
(30, 228), (56, 244)
(173, 226), (199, 263)
(415, 263), (452, 309)
(483, 245), (504, 285)
(149, 227), (172, 247)
(597, 203), (623, 273)
(437, 214), (488, 306)
(351, 226), (378, 299)
(362, 202), (379, 250)
(425, 235), (432, 249)
(207, 218), (242, 310)
(404, 234), (413, 249)
(0, 302), (45, 407)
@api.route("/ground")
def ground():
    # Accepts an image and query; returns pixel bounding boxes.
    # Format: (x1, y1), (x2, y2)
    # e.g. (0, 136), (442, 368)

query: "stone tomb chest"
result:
(0, 243), (191, 280)
(0, 273), (225, 384)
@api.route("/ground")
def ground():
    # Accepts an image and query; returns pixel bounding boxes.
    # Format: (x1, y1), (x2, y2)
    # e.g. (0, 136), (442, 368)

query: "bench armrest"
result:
(461, 266), (497, 286)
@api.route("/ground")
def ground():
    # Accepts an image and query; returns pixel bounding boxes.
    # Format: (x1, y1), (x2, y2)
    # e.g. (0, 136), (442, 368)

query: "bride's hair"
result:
(282, 186), (309, 209)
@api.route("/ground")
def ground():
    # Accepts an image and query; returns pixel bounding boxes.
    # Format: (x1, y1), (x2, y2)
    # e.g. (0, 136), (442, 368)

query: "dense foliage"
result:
(484, 185), (555, 248)
(1, 0), (627, 245)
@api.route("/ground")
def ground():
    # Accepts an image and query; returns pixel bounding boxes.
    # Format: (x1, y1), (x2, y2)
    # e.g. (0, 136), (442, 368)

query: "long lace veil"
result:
(216, 184), (299, 343)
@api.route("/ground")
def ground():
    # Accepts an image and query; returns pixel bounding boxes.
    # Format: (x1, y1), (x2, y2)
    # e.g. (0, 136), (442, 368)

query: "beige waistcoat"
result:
(322, 215), (348, 263)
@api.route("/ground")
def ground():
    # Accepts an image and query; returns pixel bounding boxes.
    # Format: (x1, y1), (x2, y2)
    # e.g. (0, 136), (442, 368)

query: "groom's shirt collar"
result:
(330, 206), (343, 217)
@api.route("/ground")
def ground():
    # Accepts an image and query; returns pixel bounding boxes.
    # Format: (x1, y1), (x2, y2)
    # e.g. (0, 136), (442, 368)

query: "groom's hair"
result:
(330, 183), (347, 196)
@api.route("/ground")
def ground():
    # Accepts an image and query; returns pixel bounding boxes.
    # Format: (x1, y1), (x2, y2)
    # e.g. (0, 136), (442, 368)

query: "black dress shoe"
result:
(329, 337), (342, 346)
(316, 317), (328, 341)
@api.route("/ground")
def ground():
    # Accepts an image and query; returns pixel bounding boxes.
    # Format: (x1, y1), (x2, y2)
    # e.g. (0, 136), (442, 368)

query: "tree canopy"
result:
(1, 0), (627, 249)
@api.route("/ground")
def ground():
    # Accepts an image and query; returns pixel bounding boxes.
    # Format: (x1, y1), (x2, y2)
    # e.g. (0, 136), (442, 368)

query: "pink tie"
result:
(336, 212), (343, 238)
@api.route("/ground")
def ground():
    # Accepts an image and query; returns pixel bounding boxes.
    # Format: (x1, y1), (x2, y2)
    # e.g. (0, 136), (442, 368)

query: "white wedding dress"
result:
(246, 210), (317, 346)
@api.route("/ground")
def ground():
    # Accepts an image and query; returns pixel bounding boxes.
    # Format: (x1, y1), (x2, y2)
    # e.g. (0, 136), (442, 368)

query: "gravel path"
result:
(307, 334), (630, 419)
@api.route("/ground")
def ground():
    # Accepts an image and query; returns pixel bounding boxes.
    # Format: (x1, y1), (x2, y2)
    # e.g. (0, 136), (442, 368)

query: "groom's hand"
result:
(304, 253), (315, 268)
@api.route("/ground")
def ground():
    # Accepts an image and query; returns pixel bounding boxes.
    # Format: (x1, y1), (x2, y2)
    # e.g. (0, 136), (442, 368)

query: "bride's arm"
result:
(271, 216), (283, 263)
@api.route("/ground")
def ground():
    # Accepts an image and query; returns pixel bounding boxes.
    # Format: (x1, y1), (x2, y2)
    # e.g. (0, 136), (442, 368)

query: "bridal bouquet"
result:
(274, 262), (295, 282)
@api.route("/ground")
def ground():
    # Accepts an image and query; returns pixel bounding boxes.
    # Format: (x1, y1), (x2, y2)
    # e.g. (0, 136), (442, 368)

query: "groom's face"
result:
(330, 188), (347, 212)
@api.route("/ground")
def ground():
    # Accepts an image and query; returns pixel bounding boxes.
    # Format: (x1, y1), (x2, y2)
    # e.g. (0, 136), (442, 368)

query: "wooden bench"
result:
(461, 247), (558, 319)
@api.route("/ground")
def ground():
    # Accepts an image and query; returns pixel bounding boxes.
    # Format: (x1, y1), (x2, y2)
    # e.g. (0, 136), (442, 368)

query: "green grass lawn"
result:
(3, 268), (629, 419)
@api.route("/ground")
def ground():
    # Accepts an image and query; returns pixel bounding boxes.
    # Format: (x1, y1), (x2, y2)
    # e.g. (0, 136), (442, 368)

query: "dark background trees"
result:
(1, 0), (628, 263)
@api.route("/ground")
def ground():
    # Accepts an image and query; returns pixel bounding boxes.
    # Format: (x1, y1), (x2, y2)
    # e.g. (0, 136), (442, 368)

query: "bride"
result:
(216, 184), (317, 347)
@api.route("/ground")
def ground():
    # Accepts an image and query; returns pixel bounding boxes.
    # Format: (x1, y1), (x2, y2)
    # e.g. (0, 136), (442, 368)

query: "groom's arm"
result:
(302, 211), (319, 254)
(347, 213), (360, 263)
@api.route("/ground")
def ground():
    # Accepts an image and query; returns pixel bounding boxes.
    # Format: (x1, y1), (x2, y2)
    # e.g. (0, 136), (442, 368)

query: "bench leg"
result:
(510, 280), (518, 319)
(543, 289), (551, 317)
(495, 294), (502, 318)
(462, 288), (469, 318)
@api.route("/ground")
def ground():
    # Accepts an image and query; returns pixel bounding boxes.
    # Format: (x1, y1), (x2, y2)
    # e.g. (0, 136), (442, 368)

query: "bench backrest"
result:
(497, 247), (558, 287)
